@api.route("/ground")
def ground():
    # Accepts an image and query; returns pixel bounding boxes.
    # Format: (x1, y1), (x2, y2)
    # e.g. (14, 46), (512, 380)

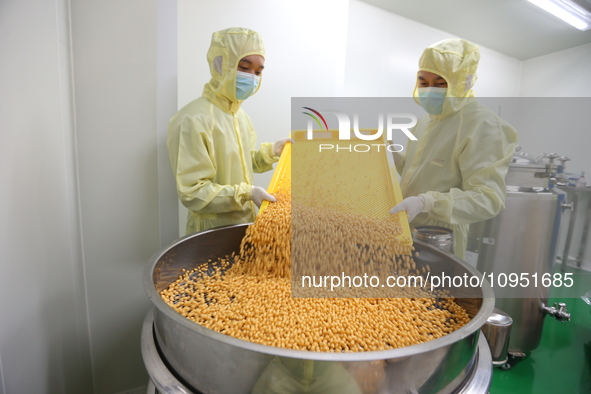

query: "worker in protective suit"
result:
(167, 27), (289, 235)
(390, 38), (518, 258)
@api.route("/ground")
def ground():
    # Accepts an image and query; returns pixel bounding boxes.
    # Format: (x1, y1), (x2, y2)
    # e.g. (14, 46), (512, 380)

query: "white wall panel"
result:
(521, 43), (591, 98)
(0, 0), (92, 392)
(345, 0), (522, 97)
(70, 0), (177, 392)
(512, 44), (591, 172)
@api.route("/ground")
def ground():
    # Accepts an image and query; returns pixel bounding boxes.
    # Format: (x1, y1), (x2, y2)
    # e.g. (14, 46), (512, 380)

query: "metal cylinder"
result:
(141, 309), (494, 394)
(468, 152), (568, 354)
(413, 226), (454, 253)
(144, 224), (494, 394)
(473, 187), (562, 353)
(481, 308), (512, 366)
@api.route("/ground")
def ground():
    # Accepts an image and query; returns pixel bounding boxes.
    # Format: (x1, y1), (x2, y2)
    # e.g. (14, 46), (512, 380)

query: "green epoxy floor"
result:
(489, 264), (591, 394)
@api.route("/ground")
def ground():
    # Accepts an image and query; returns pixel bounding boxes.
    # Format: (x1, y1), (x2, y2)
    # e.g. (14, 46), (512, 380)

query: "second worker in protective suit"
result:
(167, 27), (289, 235)
(390, 38), (518, 258)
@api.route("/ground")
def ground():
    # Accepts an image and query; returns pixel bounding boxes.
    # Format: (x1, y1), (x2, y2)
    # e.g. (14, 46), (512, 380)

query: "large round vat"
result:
(143, 224), (494, 393)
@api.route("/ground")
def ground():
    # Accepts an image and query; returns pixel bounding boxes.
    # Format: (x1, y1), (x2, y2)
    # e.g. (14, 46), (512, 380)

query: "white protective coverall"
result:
(396, 39), (518, 258)
(167, 28), (278, 235)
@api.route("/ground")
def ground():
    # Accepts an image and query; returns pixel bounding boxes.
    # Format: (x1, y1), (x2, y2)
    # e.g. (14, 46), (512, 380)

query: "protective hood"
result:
(413, 38), (480, 119)
(203, 27), (265, 114)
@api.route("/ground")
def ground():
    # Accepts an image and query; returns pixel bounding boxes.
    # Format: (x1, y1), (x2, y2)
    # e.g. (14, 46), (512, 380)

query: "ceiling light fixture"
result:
(527, 0), (591, 30)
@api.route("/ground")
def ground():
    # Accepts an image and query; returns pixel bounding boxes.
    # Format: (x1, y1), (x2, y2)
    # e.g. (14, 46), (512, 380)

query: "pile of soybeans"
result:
(160, 185), (472, 352)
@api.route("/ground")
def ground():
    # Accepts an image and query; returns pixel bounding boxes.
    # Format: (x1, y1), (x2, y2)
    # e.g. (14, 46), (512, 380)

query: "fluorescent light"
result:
(527, 0), (591, 31)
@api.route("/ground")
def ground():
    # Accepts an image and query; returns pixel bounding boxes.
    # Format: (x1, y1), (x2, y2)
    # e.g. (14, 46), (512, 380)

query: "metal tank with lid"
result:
(143, 224), (495, 393)
(467, 148), (572, 365)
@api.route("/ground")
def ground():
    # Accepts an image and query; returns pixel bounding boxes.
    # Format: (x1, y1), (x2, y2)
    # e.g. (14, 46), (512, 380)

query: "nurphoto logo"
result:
(301, 107), (417, 153)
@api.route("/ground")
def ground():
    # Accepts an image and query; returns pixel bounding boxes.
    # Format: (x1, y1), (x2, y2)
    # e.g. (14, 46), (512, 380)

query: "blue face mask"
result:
(417, 87), (447, 115)
(236, 71), (260, 101)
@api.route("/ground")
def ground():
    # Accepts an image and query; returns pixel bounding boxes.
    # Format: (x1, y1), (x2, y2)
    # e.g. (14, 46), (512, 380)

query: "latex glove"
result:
(272, 138), (291, 157)
(389, 195), (425, 222)
(251, 186), (276, 208)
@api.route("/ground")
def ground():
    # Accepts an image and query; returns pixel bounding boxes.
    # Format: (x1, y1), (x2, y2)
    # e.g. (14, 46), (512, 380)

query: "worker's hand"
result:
(251, 186), (276, 208)
(272, 138), (291, 157)
(389, 196), (425, 222)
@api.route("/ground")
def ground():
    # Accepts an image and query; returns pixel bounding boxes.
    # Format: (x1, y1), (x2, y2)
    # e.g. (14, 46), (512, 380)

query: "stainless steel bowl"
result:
(143, 224), (494, 394)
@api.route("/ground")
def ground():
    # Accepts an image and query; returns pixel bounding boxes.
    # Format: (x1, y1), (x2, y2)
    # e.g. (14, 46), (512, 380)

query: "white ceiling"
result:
(360, 0), (591, 60)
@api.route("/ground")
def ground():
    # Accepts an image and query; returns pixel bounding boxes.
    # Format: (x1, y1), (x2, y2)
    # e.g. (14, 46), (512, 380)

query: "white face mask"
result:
(236, 71), (261, 100)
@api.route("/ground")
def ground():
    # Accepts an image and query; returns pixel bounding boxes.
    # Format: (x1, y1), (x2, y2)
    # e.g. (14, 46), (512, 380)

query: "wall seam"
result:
(157, 0), (179, 246)
(62, 0), (97, 391)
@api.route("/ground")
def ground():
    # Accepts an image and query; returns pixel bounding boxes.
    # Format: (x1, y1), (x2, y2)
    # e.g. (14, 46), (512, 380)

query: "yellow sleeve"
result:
(394, 123), (419, 175)
(422, 117), (518, 225)
(244, 119), (278, 173)
(167, 113), (252, 214)
(251, 142), (277, 173)
(395, 151), (407, 174)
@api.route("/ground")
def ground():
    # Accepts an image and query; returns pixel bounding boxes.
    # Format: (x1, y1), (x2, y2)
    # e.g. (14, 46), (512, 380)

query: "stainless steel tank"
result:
(468, 152), (571, 358)
(143, 224), (494, 394)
